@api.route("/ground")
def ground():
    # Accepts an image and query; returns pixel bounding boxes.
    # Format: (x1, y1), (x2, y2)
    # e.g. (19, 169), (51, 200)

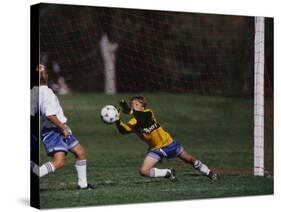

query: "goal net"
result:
(38, 4), (273, 176)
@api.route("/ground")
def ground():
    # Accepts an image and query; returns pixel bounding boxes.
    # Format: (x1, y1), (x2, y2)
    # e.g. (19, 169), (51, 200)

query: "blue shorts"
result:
(147, 140), (184, 161)
(41, 127), (79, 156)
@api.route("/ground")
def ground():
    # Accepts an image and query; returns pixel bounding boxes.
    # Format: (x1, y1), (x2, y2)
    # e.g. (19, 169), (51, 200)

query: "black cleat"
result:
(77, 183), (96, 190)
(165, 169), (177, 181)
(207, 171), (218, 181)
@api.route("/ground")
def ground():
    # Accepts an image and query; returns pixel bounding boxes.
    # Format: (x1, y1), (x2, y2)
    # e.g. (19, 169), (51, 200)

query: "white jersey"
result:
(38, 85), (67, 129)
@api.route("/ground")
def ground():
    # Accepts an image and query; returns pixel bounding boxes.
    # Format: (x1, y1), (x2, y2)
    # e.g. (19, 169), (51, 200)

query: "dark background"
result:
(39, 3), (273, 97)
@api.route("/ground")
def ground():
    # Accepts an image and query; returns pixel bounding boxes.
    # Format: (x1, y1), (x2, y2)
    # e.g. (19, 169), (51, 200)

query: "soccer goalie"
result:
(30, 64), (95, 190)
(115, 96), (217, 181)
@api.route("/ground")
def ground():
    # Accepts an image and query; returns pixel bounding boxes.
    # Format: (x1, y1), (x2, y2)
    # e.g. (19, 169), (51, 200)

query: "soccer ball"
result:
(100, 105), (119, 124)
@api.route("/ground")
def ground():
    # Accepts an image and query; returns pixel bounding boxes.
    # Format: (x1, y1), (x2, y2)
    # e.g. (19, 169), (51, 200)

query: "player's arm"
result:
(132, 109), (154, 123)
(42, 92), (70, 138)
(115, 118), (136, 134)
(47, 115), (70, 138)
(119, 99), (132, 114)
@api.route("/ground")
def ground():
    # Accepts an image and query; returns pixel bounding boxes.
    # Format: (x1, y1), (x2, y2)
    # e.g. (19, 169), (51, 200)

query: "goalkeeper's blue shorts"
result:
(41, 127), (79, 156)
(147, 140), (184, 161)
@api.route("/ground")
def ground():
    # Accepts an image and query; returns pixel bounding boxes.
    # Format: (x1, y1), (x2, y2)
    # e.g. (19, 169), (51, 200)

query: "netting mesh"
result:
(38, 3), (273, 175)
(39, 4), (255, 95)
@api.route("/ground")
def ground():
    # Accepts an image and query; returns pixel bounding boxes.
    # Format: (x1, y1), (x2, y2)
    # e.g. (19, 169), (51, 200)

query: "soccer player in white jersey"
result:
(31, 64), (95, 190)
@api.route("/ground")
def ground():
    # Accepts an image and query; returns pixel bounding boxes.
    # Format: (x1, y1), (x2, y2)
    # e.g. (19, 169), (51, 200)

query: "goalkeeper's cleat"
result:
(207, 171), (218, 181)
(165, 169), (177, 181)
(77, 183), (96, 190)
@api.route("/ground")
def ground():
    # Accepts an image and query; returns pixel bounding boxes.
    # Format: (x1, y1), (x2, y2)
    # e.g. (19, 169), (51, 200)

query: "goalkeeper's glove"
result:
(119, 99), (132, 114)
(113, 105), (121, 121)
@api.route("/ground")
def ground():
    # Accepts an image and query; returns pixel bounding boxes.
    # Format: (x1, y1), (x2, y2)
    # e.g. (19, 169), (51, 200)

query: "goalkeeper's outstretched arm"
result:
(115, 119), (134, 134)
(119, 99), (132, 114)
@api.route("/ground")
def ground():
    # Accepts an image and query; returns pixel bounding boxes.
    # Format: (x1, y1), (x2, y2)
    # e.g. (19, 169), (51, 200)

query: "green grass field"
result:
(39, 93), (273, 208)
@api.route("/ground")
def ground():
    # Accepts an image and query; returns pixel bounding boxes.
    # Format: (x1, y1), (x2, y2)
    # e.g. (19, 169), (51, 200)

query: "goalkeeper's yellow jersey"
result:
(116, 109), (173, 149)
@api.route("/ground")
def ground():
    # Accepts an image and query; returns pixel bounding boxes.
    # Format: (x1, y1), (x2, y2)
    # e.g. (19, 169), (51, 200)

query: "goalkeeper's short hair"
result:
(130, 96), (148, 109)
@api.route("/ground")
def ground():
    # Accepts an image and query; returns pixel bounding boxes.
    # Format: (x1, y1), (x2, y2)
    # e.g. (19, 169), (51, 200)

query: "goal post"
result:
(254, 16), (265, 176)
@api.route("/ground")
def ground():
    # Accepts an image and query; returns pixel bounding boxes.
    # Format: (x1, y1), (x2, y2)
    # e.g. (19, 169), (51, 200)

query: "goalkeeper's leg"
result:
(178, 149), (217, 180)
(139, 155), (175, 180)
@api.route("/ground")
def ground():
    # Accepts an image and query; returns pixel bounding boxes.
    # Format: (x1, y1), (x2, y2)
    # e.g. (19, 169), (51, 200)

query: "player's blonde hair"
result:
(130, 96), (148, 109)
(36, 64), (48, 85)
